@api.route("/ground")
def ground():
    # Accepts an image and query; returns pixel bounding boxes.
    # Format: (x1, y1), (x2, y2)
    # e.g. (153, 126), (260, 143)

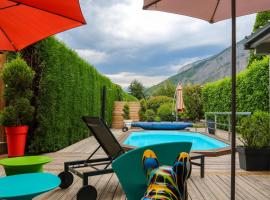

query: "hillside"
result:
(146, 39), (249, 96)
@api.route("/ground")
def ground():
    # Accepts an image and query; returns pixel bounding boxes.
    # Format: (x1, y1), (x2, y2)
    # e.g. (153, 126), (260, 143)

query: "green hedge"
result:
(202, 57), (269, 113)
(8, 37), (136, 153)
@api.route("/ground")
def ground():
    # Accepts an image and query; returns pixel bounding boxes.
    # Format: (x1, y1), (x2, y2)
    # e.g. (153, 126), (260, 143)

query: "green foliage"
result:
(157, 103), (174, 121)
(153, 80), (176, 98)
(248, 11), (270, 65)
(237, 111), (270, 149)
(139, 99), (147, 121)
(183, 84), (203, 121)
(122, 103), (130, 120)
(145, 109), (155, 122)
(146, 96), (173, 113)
(154, 116), (161, 122)
(128, 80), (145, 100)
(122, 92), (138, 101)
(178, 112), (189, 121)
(253, 11), (270, 31)
(9, 37), (136, 153)
(202, 57), (269, 113)
(0, 58), (35, 126)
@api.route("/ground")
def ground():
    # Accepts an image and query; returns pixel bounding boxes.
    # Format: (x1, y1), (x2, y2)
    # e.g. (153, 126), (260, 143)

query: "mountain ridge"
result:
(145, 39), (249, 96)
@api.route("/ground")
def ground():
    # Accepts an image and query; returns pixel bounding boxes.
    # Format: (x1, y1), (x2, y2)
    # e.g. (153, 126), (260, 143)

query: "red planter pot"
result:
(5, 126), (29, 157)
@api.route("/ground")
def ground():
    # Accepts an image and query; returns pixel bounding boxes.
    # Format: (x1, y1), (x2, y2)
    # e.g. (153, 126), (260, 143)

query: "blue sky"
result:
(57, 0), (256, 88)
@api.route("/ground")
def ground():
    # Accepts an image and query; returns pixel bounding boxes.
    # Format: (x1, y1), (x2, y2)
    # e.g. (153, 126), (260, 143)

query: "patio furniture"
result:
(58, 116), (192, 200)
(190, 153), (205, 178)
(0, 156), (52, 176)
(0, 172), (60, 200)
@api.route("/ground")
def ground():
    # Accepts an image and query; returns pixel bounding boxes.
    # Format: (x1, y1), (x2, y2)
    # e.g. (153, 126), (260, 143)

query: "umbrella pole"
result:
(231, 0), (236, 200)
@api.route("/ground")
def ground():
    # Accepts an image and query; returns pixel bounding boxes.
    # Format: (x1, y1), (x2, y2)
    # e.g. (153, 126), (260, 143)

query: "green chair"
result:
(112, 142), (192, 200)
(0, 156), (52, 176)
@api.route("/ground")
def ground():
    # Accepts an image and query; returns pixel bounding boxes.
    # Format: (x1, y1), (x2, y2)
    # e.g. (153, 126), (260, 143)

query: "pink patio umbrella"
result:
(143, 1), (270, 200)
(176, 83), (184, 113)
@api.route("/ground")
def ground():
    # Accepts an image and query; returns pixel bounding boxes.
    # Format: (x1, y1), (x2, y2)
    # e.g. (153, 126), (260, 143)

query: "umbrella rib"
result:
(8, 0), (86, 24)
(210, 0), (221, 23)
(143, 0), (162, 9)
(0, 3), (20, 10)
(0, 26), (17, 51)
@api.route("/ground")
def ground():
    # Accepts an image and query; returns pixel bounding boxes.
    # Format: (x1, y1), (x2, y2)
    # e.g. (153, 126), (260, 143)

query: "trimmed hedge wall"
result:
(9, 37), (136, 153)
(202, 57), (269, 113)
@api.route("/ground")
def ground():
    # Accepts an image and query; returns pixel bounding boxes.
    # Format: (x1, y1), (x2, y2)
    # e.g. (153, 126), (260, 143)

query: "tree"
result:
(128, 80), (145, 100)
(183, 84), (203, 121)
(153, 80), (176, 98)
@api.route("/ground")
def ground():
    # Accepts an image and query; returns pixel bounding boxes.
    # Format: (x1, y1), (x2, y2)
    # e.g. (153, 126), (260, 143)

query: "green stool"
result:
(0, 156), (52, 176)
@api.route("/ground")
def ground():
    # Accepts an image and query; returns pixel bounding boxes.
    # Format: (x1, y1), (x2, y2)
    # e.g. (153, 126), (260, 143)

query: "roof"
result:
(244, 22), (270, 51)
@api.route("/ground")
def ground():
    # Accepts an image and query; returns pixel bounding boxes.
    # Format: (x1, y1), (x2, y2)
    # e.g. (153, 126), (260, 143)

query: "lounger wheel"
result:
(58, 171), (74, 189)
(122, 126), (128, 132)
(77, 185), (97, 200)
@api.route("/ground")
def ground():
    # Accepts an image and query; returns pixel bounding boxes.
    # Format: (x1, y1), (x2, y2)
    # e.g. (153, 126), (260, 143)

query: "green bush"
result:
(202, 57), (269, 113)
(178, 112), (189, 121)
(139, 99), (147, 121)
(145, 109), (155, 122)
(183, 84), (203, 121)
(237, 111), (270, 149)
(154, 116), (161, 122)
(122, 103), (130, 120)
(147, 96), (173, 113)
(7, 37), (136, 153)
(157, 103), (175, 121)
(0, 58), (35, 127)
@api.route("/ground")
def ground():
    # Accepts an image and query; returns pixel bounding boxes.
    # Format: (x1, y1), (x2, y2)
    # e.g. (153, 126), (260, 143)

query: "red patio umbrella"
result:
(143, 1), (270, 200)
(0, 0), (86, 51)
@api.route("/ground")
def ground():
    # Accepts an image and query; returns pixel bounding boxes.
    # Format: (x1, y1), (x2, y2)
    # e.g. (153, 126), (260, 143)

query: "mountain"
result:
(145, 39), (249, 96)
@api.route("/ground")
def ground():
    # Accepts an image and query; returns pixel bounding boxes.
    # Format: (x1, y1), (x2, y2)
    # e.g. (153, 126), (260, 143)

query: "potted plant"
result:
(122, 103), (132, 129)
(0, 58), (35, 157)
(237, 111), (270, 171)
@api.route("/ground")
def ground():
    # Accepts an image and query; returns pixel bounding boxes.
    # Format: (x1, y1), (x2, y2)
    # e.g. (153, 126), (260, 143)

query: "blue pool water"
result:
(124, 131), (229, 151)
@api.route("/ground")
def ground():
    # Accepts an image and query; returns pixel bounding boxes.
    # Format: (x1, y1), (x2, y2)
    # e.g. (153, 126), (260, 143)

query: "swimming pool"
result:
(123, 131), (229, 151)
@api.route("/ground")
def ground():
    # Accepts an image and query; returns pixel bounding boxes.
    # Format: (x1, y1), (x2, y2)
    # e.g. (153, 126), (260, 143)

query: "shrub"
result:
(147, 96), (173, 113)
(183, 84), (203, 121)
(237, 111), (270, 149)
(0, 58), (35, 126)
(8, 37), (136, 153)
(157, 103), (175, 121)
(139, 99), (147, 121)
(202, 57), (269, 113)
(178, 112), (189, 121)
(122, 103), (130, 120)
(154, 116), (161, 122)
(145, 109), (155, 122)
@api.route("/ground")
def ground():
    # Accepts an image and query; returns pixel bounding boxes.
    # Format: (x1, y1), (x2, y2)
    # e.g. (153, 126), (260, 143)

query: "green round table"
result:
(0, 156), (52, 176)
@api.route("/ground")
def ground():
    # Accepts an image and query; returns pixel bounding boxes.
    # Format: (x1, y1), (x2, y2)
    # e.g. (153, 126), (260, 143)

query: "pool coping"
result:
(119, 128), (231, 157)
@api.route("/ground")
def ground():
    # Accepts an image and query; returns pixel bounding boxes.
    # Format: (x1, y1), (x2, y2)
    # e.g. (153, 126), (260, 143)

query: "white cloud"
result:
(105, 72), (168, 88)
(56, 0), (256, 86)
(59, 0), (255, 51)
(76, 49), (108, 64)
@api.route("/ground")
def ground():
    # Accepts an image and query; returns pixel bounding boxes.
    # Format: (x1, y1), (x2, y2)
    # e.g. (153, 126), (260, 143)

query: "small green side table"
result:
(0, 156), (52, 176)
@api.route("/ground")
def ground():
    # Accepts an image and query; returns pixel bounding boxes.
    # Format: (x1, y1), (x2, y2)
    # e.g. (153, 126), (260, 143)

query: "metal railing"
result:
(204, 112), (251, 141)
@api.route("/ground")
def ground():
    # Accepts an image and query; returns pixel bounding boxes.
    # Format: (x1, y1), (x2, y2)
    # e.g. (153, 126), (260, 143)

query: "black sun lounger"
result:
(58, 116), (125, 200)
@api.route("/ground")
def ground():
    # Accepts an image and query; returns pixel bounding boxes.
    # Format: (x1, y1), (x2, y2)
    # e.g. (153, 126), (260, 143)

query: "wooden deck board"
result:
(1, 129), (269, 200)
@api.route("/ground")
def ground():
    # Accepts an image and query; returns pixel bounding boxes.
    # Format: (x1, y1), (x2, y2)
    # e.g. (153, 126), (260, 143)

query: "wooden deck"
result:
(1, 130), (269, 200)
